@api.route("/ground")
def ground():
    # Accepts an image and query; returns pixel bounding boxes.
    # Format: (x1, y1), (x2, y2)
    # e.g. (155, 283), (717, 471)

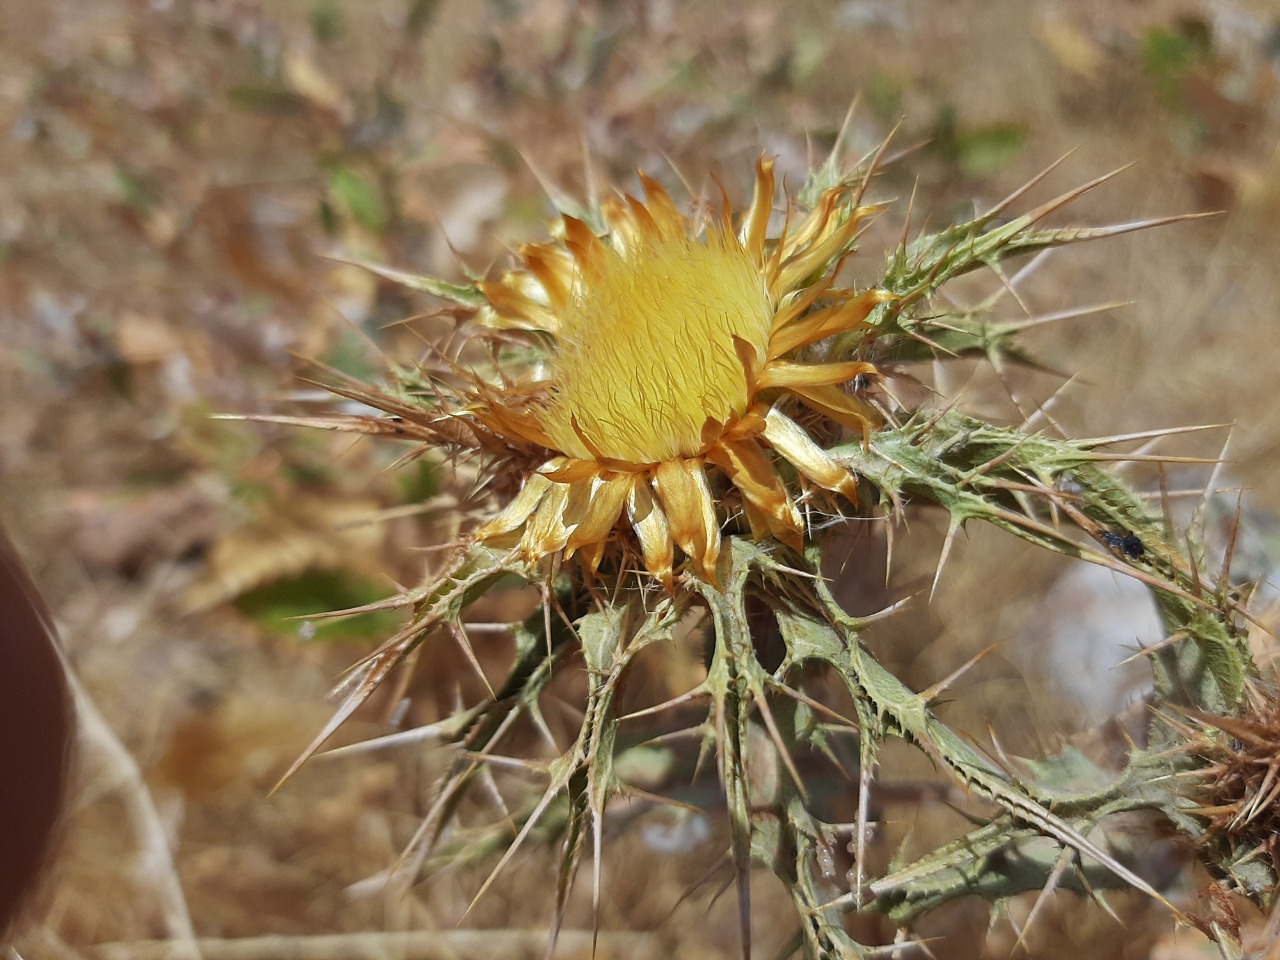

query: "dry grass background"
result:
(2, 0), (1280, 957)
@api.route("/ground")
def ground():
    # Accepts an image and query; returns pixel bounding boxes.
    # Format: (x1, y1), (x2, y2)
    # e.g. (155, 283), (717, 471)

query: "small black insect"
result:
(1100, 529), (1145, 560)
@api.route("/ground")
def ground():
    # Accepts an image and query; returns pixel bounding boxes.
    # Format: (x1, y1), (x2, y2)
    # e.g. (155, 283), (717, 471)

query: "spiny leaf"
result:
(327, 255), (487, 308)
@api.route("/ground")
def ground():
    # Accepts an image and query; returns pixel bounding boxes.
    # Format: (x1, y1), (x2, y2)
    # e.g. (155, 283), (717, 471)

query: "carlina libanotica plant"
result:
(243, 131), (1278, 958)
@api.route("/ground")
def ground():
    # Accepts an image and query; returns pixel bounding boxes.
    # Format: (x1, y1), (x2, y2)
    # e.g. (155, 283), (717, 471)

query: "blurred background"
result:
(2, 0), (1280, 957)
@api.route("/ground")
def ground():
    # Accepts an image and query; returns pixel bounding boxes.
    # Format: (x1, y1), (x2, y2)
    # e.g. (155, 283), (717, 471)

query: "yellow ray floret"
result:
(472, 160), (891, 588)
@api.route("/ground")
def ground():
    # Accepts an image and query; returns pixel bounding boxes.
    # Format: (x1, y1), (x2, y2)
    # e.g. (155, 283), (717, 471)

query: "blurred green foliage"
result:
(235, 568), (402, 641)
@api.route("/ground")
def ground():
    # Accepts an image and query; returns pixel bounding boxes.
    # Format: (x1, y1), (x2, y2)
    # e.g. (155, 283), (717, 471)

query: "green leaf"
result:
(397, 459), (440, 503)
(1143, 21), (1211, 107)
(327, 164), (387, 234)
(234, 569), (402, 640)
(955, 122), (1028, 178)
(227, 83), (307, 114)
(310, 0), (344, 43)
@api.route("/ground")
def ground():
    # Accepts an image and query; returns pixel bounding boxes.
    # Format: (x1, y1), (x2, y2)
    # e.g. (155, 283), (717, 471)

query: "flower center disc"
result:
(543, 231), (773, 465)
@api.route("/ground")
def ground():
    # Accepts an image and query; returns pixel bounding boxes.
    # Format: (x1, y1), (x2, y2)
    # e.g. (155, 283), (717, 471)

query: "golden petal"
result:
(780, 188), (842, 260)
(519, 243), (574, 311)
(469, 400), (556, 450)
(600, 196), (641, 253)
(708, 173), (736, 235)
(774, 209), (864, 296)
(765, 512), (804, 552)
(791, 384), (882, 437)
(565, 474), (631, 554)
(576, 537), (608, 577)
(739, 496), (772, 541)
(708, 438), (803, 551)
(731, 334), (764, 392)
(477, 473), (553, 539)
(653, 459), (721, 584)
(538, 458), (602, 483)
(767, 301), (848, 359)
(479, 278), (559, 333)
(756, 359), (877, 391)
(762, 206), (790, 287)
(739, 156), (776, 266)
(519, 478), (573, 562)
(626, 477), (674, 590)
(637, 173), (687, 240)
(722, 402), (769, 443)
(625, 194), (662, 240)
(768, 272), (837, 338)
(563, 215), (607, 270)
(505, 267), (554, 305)
(763, 407), (859, 502)
(768, 289), (893, 360)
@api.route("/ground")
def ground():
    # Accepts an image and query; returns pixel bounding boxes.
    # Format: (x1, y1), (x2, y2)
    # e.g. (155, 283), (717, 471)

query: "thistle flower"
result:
(256, 148), (1266, 957)
(448, 160), (891, 588)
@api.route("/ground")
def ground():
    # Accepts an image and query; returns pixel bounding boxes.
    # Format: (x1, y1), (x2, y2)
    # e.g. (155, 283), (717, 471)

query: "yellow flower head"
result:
(465, 159), (890, 589)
